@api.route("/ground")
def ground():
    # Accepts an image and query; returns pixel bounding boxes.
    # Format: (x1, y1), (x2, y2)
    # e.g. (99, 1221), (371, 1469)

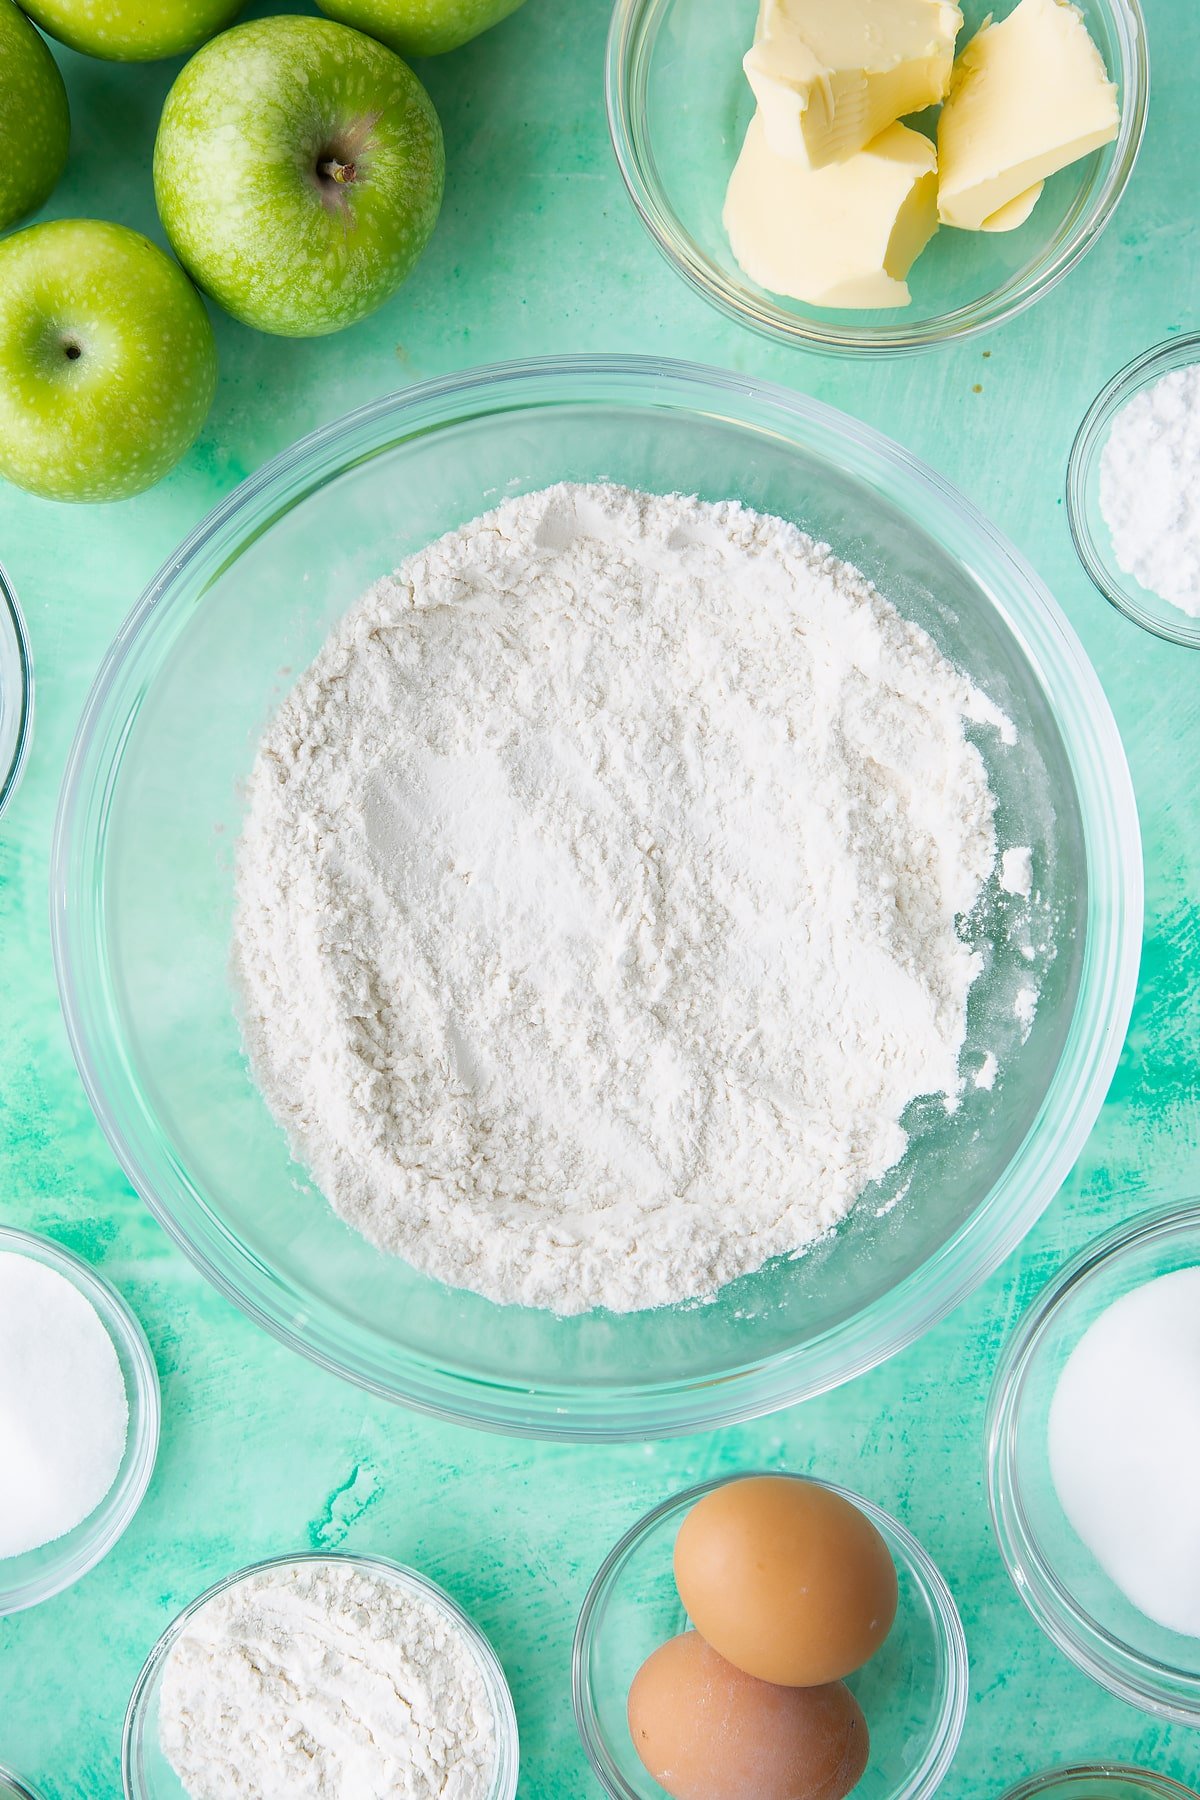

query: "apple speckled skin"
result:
(154, 17), (445, 339)
(316, 0), (527, 57)
(0, 221), (218, 503)
(0, 0), (70, 230)
(21, 0), (243, 61)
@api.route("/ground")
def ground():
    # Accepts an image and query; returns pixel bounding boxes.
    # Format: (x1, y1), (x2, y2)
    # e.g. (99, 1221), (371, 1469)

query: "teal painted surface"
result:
(1, 0), (1198, 1793)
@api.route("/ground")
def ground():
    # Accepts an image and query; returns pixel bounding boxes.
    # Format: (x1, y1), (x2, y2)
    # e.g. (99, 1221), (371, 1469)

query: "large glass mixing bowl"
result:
(52, 356), (1141, 1440)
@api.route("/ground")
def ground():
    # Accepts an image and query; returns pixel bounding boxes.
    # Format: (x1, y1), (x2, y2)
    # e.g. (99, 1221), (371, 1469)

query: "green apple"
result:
(154, 17), (444, 338)
(0, 220), (217, 503)
(20, 0), (242, 61)
(0, 0), (69, 229)
(316, 0), (527, 57)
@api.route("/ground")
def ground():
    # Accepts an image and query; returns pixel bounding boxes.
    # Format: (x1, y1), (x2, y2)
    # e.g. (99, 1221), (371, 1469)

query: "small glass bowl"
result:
(0, 1768), (48, 1800)
(573, 1473), (967, 1800)
(988, 1199), (1200, 1725)
(606, 0), (1149, 357)
(0, 1226), (160, 1616)
(999, 1770), (1200, 1800)
(123, 1551), (520, 1800)
(0, 562), (32, 821)
(1066, 334), (1200, 648)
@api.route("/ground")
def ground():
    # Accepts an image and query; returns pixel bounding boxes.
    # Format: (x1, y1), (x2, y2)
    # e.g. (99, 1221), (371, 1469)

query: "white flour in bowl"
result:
(233, 481), (1016, 1315)
(159, 1559), (498, 1800)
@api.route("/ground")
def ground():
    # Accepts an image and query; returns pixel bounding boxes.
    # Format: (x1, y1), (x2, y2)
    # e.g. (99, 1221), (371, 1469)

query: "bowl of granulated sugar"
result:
(989, 1197), (1200, 1726)
(1068, 333), (1200, 648)
(0, 1226), (159, 1614)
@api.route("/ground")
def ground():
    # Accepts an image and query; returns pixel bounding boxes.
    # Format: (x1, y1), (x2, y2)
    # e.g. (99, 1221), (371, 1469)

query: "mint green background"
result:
(1, 1), (1198, 1794)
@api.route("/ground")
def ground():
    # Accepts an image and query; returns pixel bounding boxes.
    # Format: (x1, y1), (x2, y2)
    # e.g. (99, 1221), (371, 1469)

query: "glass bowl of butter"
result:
(606, 0), (1149, 356)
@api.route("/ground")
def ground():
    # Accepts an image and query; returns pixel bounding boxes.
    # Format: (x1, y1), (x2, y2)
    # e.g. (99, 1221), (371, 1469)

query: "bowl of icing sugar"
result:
(53, 355), (1141, 1440)
(1068, 333), (1200, 649)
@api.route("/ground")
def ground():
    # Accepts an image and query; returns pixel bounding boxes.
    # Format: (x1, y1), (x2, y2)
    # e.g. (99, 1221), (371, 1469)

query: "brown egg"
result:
(674, 1476), (898, 1687)
(627, 1631), (869, 1800)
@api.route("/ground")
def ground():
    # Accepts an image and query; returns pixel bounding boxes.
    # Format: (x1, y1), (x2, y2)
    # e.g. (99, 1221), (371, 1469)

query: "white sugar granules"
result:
(234, 481), (1015, 1316)
(159, 1559), (498, 1800)
(0, 1252), (128, 1559)
(1099, 361), (1200, 617)
(1049, 1267), (1200, 1638)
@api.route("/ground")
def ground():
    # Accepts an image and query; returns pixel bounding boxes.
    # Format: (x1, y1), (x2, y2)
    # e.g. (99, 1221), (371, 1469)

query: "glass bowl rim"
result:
(1065, 330), (1200, 649)
(0, 1224), (160, 1616)
(51, 351), (1143, 1441)
(572, 1469), (969, 1800)
(0, 560), (33, 822)
(986, 1197), (1200, 1724)
(0, 1767), (48, 1800)
(998, 1768), (1200, 1800)
(121, 1548), (520, 1800)
(604, 0), (1150, 357)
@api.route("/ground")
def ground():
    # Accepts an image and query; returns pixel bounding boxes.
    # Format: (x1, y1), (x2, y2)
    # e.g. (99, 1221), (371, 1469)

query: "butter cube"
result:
(938, 0), (1120, 231)
(723, 116), (939, 309)
(745, 0), (963, 169)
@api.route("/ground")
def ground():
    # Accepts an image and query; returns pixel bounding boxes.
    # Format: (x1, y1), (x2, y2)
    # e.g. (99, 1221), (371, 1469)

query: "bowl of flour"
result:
(53, 356), (1142, 1439)
(123, 1553), (518, 1800)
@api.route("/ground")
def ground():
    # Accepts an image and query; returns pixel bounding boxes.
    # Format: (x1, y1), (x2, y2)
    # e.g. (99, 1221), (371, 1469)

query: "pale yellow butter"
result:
(744, 0), (963, 169)
(724, 115), (939, 309)
(981, 182), (1044, 231)
(938, 0), (1120, 231)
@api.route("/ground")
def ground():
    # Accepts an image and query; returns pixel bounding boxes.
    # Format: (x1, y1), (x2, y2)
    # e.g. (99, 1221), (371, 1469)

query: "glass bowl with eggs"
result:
(988, 1198), (1200, 1726)
(52, 354), (1141, 1440)
(606, 0), (1149, 355)
(573, 1472), (967, 1800)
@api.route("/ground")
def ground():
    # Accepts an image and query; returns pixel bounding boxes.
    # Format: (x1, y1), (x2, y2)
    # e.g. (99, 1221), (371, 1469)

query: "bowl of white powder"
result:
(122, 1552), (518, 1800)
(988, 1198), (1200, 1726)
(1068, 334), (1200, 648)
(53, 355), (1141, 1438)
(0, 563), (32, 824)
(0, 1226), (160, 1615)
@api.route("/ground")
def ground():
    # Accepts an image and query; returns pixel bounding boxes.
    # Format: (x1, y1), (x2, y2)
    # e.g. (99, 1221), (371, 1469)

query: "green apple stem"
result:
(318, 157), (357, 186)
